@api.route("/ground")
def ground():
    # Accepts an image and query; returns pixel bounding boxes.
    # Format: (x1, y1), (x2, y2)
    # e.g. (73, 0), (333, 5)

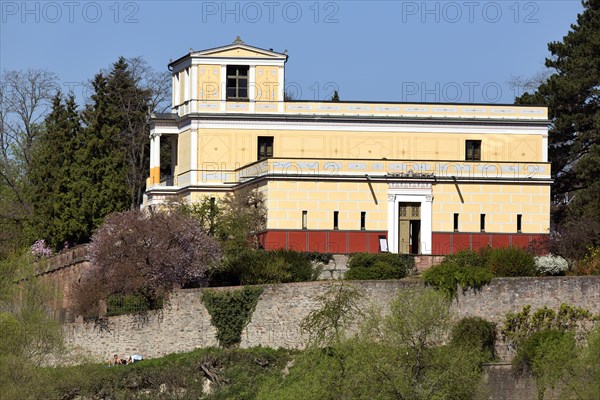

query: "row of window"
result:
(298, 211), (523, 232)
(454, 213), (523, 233)
(302, 211), (367, 230)
(258, 137), (482, 162)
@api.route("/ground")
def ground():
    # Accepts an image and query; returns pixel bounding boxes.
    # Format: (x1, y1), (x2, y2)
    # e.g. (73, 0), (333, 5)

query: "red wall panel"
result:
(308, 231), (327, 253)
(327, 231), (347, 254)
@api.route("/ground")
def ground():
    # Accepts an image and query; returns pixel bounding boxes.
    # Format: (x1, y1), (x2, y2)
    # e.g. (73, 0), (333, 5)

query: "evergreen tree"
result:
(516, 0), (600, 204)
(28, 93), (86, 249)
(516, 0), (600, 253)
(79, 57), (152, 231)
(98, 57), (152, 210)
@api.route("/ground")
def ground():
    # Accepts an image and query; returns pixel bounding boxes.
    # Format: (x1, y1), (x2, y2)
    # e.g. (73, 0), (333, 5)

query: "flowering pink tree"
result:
(72, 209), (221, 317)
(30, 239), (53, 258)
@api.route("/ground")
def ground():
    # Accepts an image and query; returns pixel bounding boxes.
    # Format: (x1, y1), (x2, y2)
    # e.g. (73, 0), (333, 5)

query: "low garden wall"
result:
(64, 276), (600, 363)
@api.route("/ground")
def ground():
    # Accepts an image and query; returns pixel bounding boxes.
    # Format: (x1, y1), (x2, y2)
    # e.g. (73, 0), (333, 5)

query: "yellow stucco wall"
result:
(195, 128), (544, 167)
(255, 65), (280, 103)
(431, 183), (550, 233)
(261, 181), (550, 233)
(266, 181), (388, 231)
(178, 130), (191, 173)
(198, 64), (221, 102)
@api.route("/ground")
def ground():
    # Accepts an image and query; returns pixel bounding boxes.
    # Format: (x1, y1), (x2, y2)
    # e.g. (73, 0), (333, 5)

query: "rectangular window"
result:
(360, 212), (366, 230)
(257, 136), (274, 160)
(453, 213), (459, 232)
(517, 214), (522, 233)
(302, 211), (307, 230)
(466, 140), (482, 161)
(480, 214), (486, 232)
(333, 211), (339, 230)
(226, 65), (249, 100)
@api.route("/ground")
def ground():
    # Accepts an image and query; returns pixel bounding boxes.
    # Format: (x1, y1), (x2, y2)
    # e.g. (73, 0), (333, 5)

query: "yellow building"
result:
(145, 37), (551, 255)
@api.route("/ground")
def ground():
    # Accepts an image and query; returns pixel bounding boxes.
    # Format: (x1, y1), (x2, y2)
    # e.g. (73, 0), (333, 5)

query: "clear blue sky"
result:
(0, 0), (584, 104)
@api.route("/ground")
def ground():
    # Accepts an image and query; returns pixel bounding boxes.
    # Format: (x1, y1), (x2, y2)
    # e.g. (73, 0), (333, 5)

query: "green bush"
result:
(202, 286), (264, 347)
(512, 329), (575, 375)
(106, 294), (164, 317)
(450, 317), (497, 360)
(345, 253), (414, 280)
(422, 262), (494, 298)
(269, 249), (320, 282)
(500, 304), (596, 347)
(210, 249), (320, 286)
(16, 347), (292, 399)
(444, 249), (488, 268)
(486, 247), (536, 277)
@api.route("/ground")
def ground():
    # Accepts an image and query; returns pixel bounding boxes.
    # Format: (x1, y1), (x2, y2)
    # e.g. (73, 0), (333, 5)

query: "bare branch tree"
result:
(0, 69), (58, 252)
(127, 56), (171, 114)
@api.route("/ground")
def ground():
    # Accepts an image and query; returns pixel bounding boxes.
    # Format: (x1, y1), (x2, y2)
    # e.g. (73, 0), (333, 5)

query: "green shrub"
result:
(574, 246), (600, 275)
(210, 249), (320, 286)
(106, 294), (164, 317)
(450, 317), (497, 360)
(486, 247), (536, 277)
(500, 304), (596, 347)
(512, 329), (575, 376)
(422, 262), (494, 298)
(344, 253), (414, 280)
(444, 249), (488, 268)
(202, 286), (264, 347)
(270, 249), (319, 282)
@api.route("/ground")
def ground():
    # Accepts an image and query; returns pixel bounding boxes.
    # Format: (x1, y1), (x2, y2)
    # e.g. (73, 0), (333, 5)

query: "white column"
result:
(220, 65), (227, 112)
(173, 74), (180, 113)
(191, 65), (198, 113)
(249, 65), (256, 113)
(190, 129), (198, 185)
(387, 194), (397, 253)
(171, 75), (176, 111)
(184, 68), (190, 114)
(542, 133), (548, 162)
(421, 195), (433, 255)
(152, 134), (161, 170)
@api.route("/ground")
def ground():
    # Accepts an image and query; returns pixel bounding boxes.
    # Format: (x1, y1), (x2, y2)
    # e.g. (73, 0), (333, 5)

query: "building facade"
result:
(145, 38), (551, 255)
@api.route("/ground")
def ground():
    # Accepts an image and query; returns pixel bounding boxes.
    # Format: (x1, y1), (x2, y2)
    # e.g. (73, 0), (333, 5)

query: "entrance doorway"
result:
(399, 202), (421, 254)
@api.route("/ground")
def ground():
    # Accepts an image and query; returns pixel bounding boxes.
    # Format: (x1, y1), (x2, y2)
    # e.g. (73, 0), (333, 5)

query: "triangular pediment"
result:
(169, 37), (287, 70)
(193, 38), (287, 60)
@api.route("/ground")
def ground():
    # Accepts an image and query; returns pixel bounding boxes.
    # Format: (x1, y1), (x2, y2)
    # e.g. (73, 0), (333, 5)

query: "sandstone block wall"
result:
(64, 276), (600, 363)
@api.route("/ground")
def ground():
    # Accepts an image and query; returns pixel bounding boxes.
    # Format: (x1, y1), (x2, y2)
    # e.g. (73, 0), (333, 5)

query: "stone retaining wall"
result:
(64, 276), (600, 363)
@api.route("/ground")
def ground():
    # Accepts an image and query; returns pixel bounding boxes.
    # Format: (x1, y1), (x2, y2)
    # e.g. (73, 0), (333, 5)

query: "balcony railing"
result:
(146, 158), (551, 192)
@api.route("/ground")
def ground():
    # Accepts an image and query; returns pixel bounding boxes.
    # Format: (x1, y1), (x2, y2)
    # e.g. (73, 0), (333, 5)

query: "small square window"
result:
(226, 65), (249, 101)
(257, 136), (274, 160)
(466, 140), (482, 161)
